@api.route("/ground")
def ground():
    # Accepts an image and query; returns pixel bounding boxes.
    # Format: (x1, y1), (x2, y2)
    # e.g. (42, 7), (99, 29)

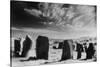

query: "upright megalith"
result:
(76, 42), (83, 59)
(58, 42), (63, 49)
(85, 43), (95, 59)
(36, 36), (49, 60)
(21, 35), (32, 57)
(60, 40), (73, 61)
(14, 38), (21, 57)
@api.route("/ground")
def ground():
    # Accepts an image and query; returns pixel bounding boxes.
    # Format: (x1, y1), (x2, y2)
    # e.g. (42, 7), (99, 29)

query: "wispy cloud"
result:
(24, 8), (42, 17)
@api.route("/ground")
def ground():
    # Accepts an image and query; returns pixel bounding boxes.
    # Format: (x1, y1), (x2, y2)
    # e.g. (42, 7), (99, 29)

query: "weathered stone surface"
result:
(36, 36), (49, 60)
(21, 35), (32, 57)
(13, 39), (21, 57)
(61, 40), (73, 61)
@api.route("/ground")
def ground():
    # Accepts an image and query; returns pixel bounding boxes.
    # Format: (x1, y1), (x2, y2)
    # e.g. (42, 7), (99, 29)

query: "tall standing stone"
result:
(86, 43), (95, 59)
(76, 43), (83, 59)
(36, 36), (49, 60)
(60, 40), (73, 61)
(14, 39), (21, 57)
(21, 35), (32, 57)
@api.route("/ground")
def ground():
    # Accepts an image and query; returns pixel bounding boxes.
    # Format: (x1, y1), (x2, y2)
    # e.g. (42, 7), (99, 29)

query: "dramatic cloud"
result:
(24, 2), (96, 30)
(11, 1), (97, 39)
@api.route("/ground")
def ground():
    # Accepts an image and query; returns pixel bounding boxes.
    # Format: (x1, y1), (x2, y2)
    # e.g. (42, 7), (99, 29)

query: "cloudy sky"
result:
(11, 1), (97, 39)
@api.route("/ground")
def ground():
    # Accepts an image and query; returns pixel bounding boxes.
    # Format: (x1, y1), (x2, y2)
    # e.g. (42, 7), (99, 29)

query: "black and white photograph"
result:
(10, 0), (97, 67)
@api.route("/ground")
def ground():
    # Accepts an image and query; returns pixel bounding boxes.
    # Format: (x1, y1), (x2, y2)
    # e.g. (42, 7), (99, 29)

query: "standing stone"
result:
(21, 35), (32, 57)
(60, 40), (73, 61)
(14, 38), (21, 57)
(58, 42), (63, 49)
(86, 43), (95, 59)
(36, 36), (49, 60)
(76, 43), (83, 59)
